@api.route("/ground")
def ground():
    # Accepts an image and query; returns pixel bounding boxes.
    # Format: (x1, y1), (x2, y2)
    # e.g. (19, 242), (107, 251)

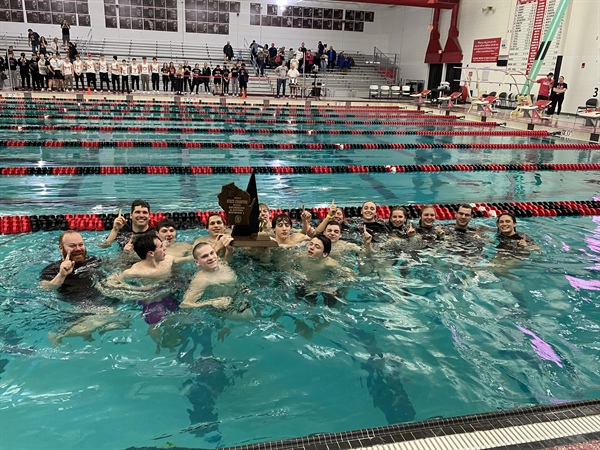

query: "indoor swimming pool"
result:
(0, 97), (599, 450)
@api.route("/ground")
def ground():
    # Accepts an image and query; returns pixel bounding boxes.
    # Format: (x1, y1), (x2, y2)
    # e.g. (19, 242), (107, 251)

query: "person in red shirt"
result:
(527, 72), (554, 101)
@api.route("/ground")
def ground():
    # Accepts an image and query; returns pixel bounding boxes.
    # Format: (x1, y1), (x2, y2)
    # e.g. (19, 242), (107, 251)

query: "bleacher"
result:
(1, 33), (401, 100)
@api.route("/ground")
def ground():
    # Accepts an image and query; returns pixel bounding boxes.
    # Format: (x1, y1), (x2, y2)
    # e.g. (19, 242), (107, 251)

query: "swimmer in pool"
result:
(388, 206), (415, 239)
(193, 213), (232, 256)
(258, 203), (273, 234)
(360, 201), (389, 241)
(294, 235), (356, 306)
(322, 221), (373, 256)
(117, 234), (192, 281)
(156, 218), (191, 257)
(495, 212), (540, 254)
(40, 230), (123, 344)
(444, 204), (479, 237)
(99, 199), (154, 249)
(413, 204), (444, 240)
(303, 200), (347, 237)
(181, 240), (236, 310)
(271, 213), (309, 247)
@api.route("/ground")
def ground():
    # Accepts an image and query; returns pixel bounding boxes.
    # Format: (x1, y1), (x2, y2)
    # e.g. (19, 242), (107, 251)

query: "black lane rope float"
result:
(3, 200), (600, 234)
(4, 162), (599, 177)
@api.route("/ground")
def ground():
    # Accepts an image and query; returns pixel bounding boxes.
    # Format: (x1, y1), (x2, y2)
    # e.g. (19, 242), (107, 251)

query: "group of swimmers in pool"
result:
(39, 198), (538, 343)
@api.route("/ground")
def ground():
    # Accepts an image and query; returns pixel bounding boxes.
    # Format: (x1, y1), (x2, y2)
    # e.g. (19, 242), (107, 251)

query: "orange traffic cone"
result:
(241, 92), (246, 99)
(87, 87), (91, 94)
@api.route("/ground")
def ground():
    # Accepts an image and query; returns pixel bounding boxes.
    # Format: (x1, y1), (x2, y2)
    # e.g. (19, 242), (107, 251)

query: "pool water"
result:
(1, 100), (600, 450)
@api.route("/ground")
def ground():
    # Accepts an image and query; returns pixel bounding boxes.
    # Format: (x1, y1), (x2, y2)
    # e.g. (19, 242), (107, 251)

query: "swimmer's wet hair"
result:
(418, 204), (436, 217)
(131, 199), (150, 212)
(134, 233), (161, 260)
(388, 206), (408, 227)
(458, 204), (473, 214)
(497, 211), (517, 224)
(205, 213), (226, 229)
(314, 234), (332, 256)
(271, 213), (291, 229)
(192, 241), (213, 259)
(156, 218), (176, 231)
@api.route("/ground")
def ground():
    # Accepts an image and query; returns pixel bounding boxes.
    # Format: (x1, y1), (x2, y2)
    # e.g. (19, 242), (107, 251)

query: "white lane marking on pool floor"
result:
(355, 414), (600, 450)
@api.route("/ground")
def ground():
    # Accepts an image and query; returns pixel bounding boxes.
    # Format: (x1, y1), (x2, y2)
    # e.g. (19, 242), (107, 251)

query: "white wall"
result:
(0, 0), (394, 55)
(457, 0), (600, 114)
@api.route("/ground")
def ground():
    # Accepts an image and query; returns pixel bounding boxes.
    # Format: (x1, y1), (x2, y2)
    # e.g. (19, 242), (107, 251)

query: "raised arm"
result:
(40, 251), (73, 290)
(99, 208), (127, 248)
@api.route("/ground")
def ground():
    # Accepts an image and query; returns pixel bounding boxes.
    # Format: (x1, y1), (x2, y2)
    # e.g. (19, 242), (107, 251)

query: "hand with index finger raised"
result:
(113, 208), (126, 231)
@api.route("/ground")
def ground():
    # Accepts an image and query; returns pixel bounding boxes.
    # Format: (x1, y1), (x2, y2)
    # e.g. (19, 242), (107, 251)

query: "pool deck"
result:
(3, 90), (600, 450)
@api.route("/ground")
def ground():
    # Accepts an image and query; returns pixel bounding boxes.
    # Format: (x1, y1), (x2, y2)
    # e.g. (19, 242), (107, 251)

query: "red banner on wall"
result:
(471, 38), (502, 63)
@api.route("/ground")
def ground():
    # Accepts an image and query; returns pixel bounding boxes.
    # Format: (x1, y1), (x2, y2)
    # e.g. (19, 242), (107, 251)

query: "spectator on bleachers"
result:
(223, 41), (234, 62)
(230, 62), (240, 96)
(28, 29), (40, 53)
(268, 43), (277, 66)
(304, 50), (314, 74)
(39, 36), (48, 56)
(320, 50), (327, 72)
(18, 53), (30, 90)
(50, 37), (60, 56)
(161, 63), (170, 92)
(183, 60), (192, 93)
(168, 62), (176, 92)
(236, 49), (243, 62)
(212, 64), (222, 95)
(191, 63), (201, 94)
(295, 46), (304, 72)
(317, 41), (324, 59)
(29, 53), (40, 90)
(250, 40), (259, 62)
(175, 64), (184, 95)
(222, 64), (230, 95)
(239, 63), (249, 97)
(67, 42), (77, 62)
(73, 54), (84, 90)
(37, 54), (48, 90)
(202, 62), (212, 93)
(121, 59), (130, 93)
(61, 20), (71, 47)
(337, 52), (345, 71)
(7, 51), (17, 89)
(256, 49), (265, 77)
(327, 46), (336, 70)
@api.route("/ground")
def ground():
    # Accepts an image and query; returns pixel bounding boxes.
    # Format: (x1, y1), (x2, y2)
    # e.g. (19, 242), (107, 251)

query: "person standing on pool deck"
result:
(548, 76), (567, 115)
(527, 72), (553, 101)
(99, 199), (154, 249)
(98, 54), (110, 92)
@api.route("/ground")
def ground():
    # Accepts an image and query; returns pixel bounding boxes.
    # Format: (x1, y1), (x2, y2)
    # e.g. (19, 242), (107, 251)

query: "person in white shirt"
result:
(49, 53), (64, 91)
(140, 56), (150, 93)
(287, 66), (300, 98)
(151, 57), (160, 93)
(62, 56), (73, 91)
(73, 54), (84, 90)
(84, 54), (97, 92)
(111, 56), (121, 92)
(130, 57), (140, 92)
(98, 54), (110, 92)
(116, 59), (127, 93)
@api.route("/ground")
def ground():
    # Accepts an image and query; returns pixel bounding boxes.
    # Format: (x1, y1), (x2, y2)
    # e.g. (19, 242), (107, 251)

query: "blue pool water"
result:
(1, 100), (600, 450)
